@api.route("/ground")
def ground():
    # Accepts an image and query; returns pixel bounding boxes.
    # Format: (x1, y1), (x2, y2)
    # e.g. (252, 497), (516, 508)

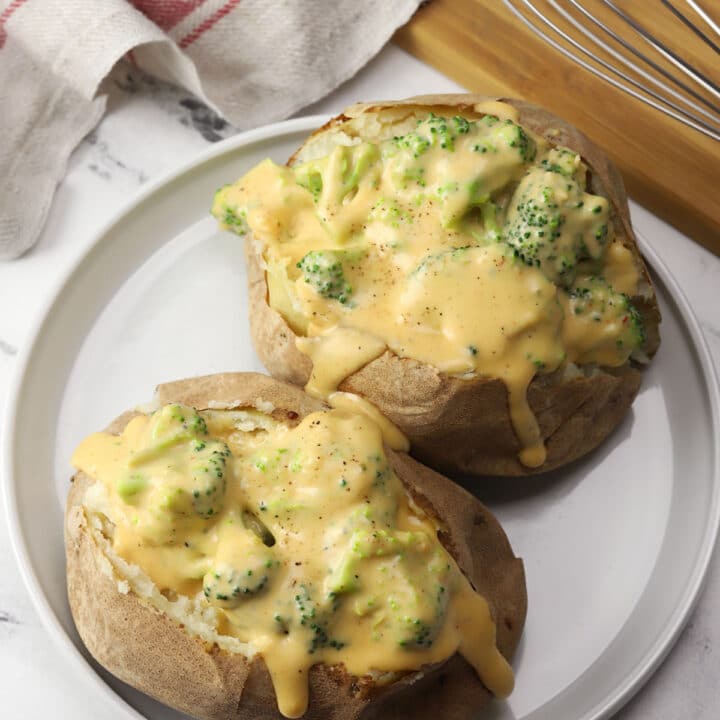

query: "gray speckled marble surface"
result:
(0, 43), (718, 720)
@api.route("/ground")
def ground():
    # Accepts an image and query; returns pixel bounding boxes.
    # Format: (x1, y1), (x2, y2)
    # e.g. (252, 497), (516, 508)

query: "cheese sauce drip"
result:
(213, 104), (645, 467)
(73, 404), (513, 718)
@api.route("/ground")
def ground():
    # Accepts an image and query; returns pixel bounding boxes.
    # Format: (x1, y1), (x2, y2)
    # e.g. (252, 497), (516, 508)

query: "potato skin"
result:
(65, 372), (526, 720)
(248, 95), (661, 476)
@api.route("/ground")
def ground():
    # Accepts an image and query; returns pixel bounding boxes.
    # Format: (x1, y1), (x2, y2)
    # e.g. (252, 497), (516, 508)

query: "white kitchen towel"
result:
(0, 0), (422, 260)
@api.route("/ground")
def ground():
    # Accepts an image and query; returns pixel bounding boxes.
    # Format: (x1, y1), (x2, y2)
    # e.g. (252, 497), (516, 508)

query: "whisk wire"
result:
(503, 0), (720, 142)
(683, 0), (720, 38)
(661, 0), (720, 55)
(603, 0), (720, 100)
(563, 0), (720, 124)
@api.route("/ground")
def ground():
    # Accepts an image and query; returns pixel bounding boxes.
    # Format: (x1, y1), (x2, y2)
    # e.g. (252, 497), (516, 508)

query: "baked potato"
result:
(65, 372), (526, 720)
(213, 95), (661, 476)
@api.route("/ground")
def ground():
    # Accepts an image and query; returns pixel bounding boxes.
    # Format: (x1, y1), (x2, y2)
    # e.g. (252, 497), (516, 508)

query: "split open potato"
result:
(214, 95), (660, 476)
(66, 373), (526, 719)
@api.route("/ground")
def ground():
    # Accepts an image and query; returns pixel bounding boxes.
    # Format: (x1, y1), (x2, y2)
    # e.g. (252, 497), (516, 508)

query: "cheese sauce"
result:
(73, 404), (512, 717)
(213, 103), (644, 467)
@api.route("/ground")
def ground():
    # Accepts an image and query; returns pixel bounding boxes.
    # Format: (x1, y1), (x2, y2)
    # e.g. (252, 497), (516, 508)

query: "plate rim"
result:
(582, 230), (720, 720)
(2, 116), (719, 720)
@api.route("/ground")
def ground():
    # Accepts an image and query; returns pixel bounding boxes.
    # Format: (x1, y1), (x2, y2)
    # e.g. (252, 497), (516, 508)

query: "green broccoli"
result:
(203, 548), (278, 608)
(567, 276), (645, 353)
(186, 441), (232, 518)
(388, 573), (448, 650)
(297, 250), (352, 304)
(493, 119), (536, 162)
(393, 113), (535, 165)
(129, 405), (232, 519)
(150, 438), (231, 519)
(392, 113), (462, 155)
(294, 165), (323, 202)
(537, 147), (581, 178)
(396, 115), (537, 226)
(398, 618), (435, 649)
(212, 186), (249, 235)
(294, 585), (345, 653)
(503, 167), (609, 286)
(151, 404), (207, 443)
(295, 143), (380, 208)
(326, 529), (428, 596)
(220, 206), (248, 234)
(116, 473), (147, 500)
(369, 197), (414, 230)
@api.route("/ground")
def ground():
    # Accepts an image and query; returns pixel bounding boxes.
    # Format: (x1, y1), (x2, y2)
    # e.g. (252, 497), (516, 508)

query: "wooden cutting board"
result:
(395, 0), (720, 255)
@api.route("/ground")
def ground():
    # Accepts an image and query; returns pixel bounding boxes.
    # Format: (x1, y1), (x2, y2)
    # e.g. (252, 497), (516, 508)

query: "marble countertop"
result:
(1, 43), (718, 719)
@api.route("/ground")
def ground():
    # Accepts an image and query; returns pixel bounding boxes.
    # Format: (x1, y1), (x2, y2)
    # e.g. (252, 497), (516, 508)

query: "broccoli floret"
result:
(294, 585), (345, 653)
(393, 113), (461, 155)
(186, 411), (208, 436)
(149, 438), (231, 519)
(504, 166), (610, 286)
(494, 119), (536, 162)
(388, 570), (448, 650)
(387, 114), (535, 227)
(567, 277), (645, 353)
(369, 197), (413, 230)
(212, 187), (249, 235)
(504, 185), (570, 277)
(117, 473), (147, 500)
(129, 405), (231, 519)
(393, 129), (432, 158)
(339, 143), (381, 197)
(325, 529), (428, 595)
(295, 143), (380, 209)
(203, 546), (278, 608)
(326, 529), (429, 596)
(328, 534), (451, 651)
(537, 147), (581, 179)
(151, 404), (207, 443)
(470, 117), (537, 163)
(295, 165), (323, 202)
(221, 206), (248, 234)
(203, 517), (279, 609)
(398, 618), (435, 649)
(296, 250), (352, 304)
(186, 441), (231, 518)
(394, 113), (535, 163)
(626, 300), (645, 349)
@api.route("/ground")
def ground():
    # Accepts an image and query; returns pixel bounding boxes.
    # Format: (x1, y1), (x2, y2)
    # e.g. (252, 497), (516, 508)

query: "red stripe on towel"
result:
(0, 0), (30, 49)
(178, 0), (241, 49)
(131, 1), (207, 32)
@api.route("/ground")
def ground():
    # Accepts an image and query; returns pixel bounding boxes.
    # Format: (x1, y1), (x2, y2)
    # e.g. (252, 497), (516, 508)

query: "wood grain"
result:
(395, 0), (720, 255)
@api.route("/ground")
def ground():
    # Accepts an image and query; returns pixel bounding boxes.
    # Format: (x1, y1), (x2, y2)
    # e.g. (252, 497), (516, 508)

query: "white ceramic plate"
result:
(3, 117), (719, 720)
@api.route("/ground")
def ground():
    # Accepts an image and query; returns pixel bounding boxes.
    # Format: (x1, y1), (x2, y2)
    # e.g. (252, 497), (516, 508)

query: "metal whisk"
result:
(503, 0), (720, 141)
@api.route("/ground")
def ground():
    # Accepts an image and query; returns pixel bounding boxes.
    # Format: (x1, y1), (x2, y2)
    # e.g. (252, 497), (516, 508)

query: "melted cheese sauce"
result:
(213, 104), (644, 467)
(603, 240), (641, 296)
(328, 391), (410, 452)
(73, 404), (512, 717)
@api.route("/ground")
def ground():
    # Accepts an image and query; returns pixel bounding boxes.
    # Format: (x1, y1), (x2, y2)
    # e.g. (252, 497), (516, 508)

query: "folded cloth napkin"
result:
(0, 0), (422, 260)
